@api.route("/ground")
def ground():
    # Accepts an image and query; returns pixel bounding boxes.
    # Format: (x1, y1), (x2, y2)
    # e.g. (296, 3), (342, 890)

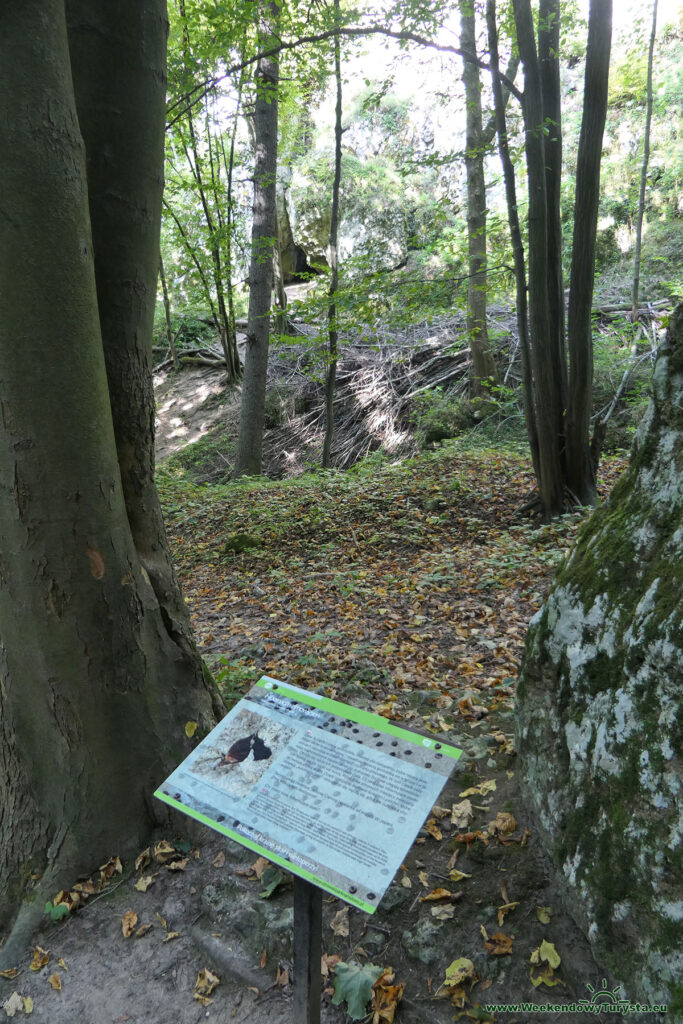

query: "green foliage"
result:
(331, 962), (384, 1020)
(259, 866), (286, 898)
(44, 900), (70, 923)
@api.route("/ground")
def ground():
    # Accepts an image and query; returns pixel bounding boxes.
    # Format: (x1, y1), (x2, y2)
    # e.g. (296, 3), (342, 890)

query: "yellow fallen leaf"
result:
(0, 969), (19, 980)
(163, 931), (180, 943)
(497, 901), (520, 926)
(448, 869), (471, 882)
(536, 906), (552, 924)
(479, 925), (489, 941)
(22, 996), (33, 1014)
(121, 911), (138, 938)
(444, 958), (477, 988)
(490, 812), (516, 835)
(418, 870), (430, 888)
(99, 856), (123, 878)
(420, 888), (453, 902)
(185, 720), (198, 738)
(459, 780), (496, 798)
(30, 947), (49, 971)
(251, 856), (269, 879)
(194, 967), (220, 1005)
(430, 805), (450, 820)
(156, 912), (167, 929)
(48, 973), (61, 991)
(400, 875), (412, 889)
(212, 852), (226, 868)
(135, 924), (153, 938)
(424, 819), (443, 841)
(57, 959), (67, 970)
(152, 840), (176, 863)
(134, 874), (158, 892)
(539, 939), (561, 969)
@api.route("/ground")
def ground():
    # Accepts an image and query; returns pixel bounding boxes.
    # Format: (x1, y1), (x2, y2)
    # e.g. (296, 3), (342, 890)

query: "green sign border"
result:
(256, 676), (463, 761)
(153, 789), (376, 912)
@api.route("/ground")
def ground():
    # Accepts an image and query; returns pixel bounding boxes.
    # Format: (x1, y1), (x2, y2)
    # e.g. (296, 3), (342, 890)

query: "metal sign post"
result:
(293, 876), (323, 1024)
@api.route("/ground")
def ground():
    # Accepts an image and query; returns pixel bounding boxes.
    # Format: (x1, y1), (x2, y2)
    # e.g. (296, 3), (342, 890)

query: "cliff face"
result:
(516, 305), (683, 1013)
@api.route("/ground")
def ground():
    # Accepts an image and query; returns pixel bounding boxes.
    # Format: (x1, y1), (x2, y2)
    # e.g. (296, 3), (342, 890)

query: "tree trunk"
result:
(234, 0), (280, 477)
(631, 0), (658, 323)
(460, 1), (498, 397)
(0, 0), (219, 966)
(322, 0), (343, 469)
(566, 0), (612, 504)
(513, 0), (566, 518)
(486, 0), (540, 482)
(159, 254), (181, 370)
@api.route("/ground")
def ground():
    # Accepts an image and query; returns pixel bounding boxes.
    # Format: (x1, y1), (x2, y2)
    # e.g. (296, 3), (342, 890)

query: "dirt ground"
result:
(1, 368), (644, 1024)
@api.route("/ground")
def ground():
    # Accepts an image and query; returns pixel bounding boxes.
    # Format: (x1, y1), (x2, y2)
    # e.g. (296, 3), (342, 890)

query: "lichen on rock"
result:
(516, 305), (683, 1013)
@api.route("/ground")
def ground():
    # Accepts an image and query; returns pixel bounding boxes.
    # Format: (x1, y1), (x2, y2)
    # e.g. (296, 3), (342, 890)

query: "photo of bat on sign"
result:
(190, 708), (294, 798)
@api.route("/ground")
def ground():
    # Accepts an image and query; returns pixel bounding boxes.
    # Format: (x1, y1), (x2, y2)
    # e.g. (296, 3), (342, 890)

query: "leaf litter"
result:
(0, 436), (628, 1021)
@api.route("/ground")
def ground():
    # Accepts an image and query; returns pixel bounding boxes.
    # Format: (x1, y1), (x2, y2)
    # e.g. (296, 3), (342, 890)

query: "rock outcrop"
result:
(516, 305), (682, 1013)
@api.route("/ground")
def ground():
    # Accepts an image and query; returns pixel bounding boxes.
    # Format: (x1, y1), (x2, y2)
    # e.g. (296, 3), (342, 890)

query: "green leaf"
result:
(44, 901), (69, 922)
(331, 962), (384, 1020)
(259, 866), (285, 898)
(444, 957), (476, 987)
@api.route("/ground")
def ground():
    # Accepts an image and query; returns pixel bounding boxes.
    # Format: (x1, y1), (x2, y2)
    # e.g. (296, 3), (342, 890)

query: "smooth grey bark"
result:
(566, 0), (613, 503)
(235, 0), (280, 477)
(631, 0), (658, 322)
(0, 0), (219, 966)
(460, 1), (499, 396)
(322, 0), (343, 469)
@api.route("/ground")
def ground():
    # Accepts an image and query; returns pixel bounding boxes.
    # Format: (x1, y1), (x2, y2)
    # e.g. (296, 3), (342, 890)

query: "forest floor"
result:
(1, 367), (636, 1024)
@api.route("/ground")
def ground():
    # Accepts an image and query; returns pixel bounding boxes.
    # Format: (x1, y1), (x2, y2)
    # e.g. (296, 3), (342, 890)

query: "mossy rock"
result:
(515, 305), (683, 1009)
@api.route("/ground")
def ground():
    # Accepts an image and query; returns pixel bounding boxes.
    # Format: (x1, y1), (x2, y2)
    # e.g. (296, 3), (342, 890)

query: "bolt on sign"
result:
(155, 677), (462, 911)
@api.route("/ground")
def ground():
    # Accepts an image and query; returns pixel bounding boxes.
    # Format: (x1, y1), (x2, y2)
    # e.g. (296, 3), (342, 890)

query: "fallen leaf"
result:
(135, 848), (151, 872)
(0, 970), (19, 980)
(212, 852), (226, 868)
(488, 812), (516, 835)
(48, 973), (61, 991)
(420, 888), (453, 902)
(275, 965), (290, 987)
(121, 911), (138, 938)
(332, 962), (384, 1020)
(251, 856), (270, 880)
(99, 856), (123, 879)
(536, 906), (552, 924)
(539, 939), (561, 969)
(430, 805), (450, 820)
(134, 874), (158, 893)
(444, 958), (477, 988)
(166, 857), (189, 872)
(3, 994), (24, 1018)
(330, 907), (349, 937)
(479, 925), (489, 941)
(156, 913), (167, 929)
(400, 875), (412, 889)
(424, 819), (442, 841)
(497, 901), (520, 926)
(57, 959), (67, 970)
(321, 954), (341, 978)
(134, 924), (153, 938)
(459, 780), (496, 798)
(185, 720), (198, 738)
(194, 968), (220, 1006)
(22, 997), (32, 1015)
(152, 841), (176, 863)
(431, 904), (455, 921)
(29, 948), (49, 972)
(418, 870), (430, 888)
(259, 865), (285, 898)
(371, 968), (404, 1024)
(484, 931), (513, 956)
(451, 800), (473, 829)
(449, 869), (471, 883)
(260, 950), (267, 969)
(163, 932), (180, 943)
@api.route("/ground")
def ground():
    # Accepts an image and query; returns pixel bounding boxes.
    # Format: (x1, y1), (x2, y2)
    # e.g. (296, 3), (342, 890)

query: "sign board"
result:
(155, 677), (461, 913)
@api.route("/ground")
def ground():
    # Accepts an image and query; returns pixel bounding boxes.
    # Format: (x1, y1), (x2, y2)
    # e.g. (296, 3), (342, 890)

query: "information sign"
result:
(155, 677), (461, 912)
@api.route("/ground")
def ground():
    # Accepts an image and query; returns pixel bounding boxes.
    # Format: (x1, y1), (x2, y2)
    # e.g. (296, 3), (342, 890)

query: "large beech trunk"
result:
(0, 0), (219, 966)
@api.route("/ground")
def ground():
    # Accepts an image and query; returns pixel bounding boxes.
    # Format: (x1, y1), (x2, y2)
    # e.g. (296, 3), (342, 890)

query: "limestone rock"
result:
(516, 305), (682, 1010)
